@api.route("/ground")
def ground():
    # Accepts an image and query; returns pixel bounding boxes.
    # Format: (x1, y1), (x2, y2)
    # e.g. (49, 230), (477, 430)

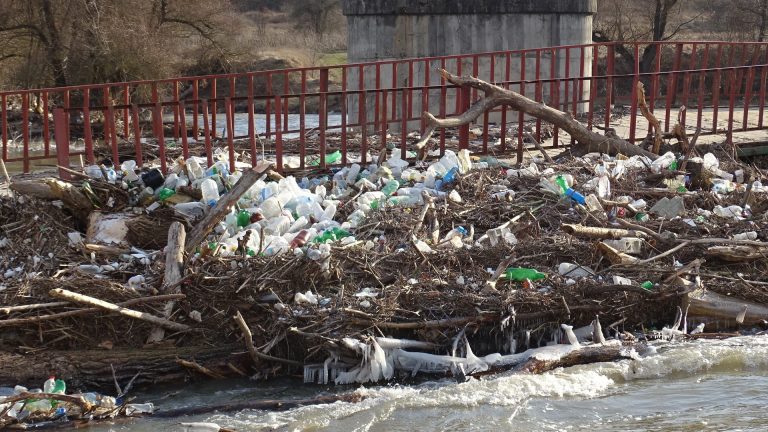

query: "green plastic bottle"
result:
(555, 176), (569, 195)
(310, 150), (342, 166)
(236, 210), (251, 227)
(158, 187), (176, 201)
(381, 180), (400, 197)
(641, 281), (654, 291)
(504, 267), (547, 282)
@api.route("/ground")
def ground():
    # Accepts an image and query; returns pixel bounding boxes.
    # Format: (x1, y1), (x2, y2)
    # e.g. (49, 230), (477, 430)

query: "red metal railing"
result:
(2, 41), (768, 176)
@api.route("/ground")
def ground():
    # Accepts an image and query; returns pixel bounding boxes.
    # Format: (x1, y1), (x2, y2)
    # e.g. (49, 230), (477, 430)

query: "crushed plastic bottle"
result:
(200, 178), (220, 207)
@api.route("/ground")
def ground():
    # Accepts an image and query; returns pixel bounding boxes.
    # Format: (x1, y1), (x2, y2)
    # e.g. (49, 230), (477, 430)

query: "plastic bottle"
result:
(290, 230), (310, 249)
(236, 210), (251, 227)
(641, 281), (654, 291)
(346, 164), (361, 184)
(597, 176), (611, 198)
(186, 157), (205, 180)
(158, 188), (176, 201)
(504, 267), (546, 282)
(565, 188), (586, 205)
(120, 160), (139, 182)
(381, 179), (400, 197)
(713, 205), (744, 218)
(200, 178), (220, 207)
(584, 194), (604, 213)
(43, 377), (56, 393)
(732, 231), (758, 241)
(651, 152), (676, 173)
(442, 167), (459, 183)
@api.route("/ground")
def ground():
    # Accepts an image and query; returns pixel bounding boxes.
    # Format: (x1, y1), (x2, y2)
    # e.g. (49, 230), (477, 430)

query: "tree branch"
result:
(416, 69), (659, 160)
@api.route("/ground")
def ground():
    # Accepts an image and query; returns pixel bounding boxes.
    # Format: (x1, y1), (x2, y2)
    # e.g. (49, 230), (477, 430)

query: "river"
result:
(85, 335), (768, 431)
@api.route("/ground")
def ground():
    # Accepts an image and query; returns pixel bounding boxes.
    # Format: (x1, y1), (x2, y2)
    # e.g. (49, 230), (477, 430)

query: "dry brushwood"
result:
(637, 82), (664, 155)
(417, 69), (660, 160)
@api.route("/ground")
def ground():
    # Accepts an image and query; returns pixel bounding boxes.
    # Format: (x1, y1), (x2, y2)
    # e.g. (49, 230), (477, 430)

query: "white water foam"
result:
(203, 336), (768, 431)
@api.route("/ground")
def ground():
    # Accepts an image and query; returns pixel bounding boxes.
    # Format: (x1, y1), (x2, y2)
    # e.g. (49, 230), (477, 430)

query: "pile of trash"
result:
(0, 376), (152, 428)
(2, 136), (768, 397)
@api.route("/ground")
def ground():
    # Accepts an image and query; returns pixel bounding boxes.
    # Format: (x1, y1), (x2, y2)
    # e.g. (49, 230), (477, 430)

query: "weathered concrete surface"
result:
(343, 0), (597, 132)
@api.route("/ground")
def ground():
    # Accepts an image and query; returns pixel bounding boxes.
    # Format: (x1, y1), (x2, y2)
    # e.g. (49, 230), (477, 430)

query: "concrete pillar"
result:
(342, 0), (597, 133)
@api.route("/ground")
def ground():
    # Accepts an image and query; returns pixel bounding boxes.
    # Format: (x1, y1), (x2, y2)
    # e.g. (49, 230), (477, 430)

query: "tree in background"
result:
(0, 0), (251, 90)
(725, 0), (768, 41)
(593, 0), (702, 72)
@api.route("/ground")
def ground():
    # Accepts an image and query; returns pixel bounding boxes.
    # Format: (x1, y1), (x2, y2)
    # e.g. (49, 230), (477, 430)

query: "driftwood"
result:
(147, 221), (187, 343)
(562, 224), (645, 239)
(637, 82), (663, 154)
(685, 288), (768, 326)
(514, 343), (646, 374)
(185, 162), (273, 254)
(10, 178), (93, 214)
(233, 310), (302, 366)
(49, 289), (190, 332)
(0, 294), (186, 327)
(417, 69), (659, 159)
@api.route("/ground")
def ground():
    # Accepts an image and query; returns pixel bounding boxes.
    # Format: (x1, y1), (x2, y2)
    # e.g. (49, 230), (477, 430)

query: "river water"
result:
(86, 335), (768, 431)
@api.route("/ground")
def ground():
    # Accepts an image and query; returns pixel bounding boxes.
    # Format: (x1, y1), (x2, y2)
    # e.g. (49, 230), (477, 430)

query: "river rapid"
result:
(85, 335), (768, 431)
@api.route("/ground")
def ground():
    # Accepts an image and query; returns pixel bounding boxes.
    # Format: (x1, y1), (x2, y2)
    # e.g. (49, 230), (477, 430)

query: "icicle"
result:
(592, 315), (606, 344)
(561, 324), (580, 346)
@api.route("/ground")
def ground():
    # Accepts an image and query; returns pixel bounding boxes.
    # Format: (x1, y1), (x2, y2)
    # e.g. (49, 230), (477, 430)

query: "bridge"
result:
(1, 40), (768, 178)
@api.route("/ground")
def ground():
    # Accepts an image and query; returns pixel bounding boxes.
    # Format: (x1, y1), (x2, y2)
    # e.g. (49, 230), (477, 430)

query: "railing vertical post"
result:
(587, 46), (597, 130)
(202, 101), (213, 167)
(274, 95), (283, 173)
(357, 65), (368, 165)
(401, 87), (408, 159)
(247, 75), (257, 166)
(83, 88), (94, 163)
(439, 57), (447, 156)
(2, 94), (8, 163)
(21, 93), (30, 173)
(54, 108), (71, 181)
(172, 81), (180, 142)
(122, 84), (130, 139)
(131, 104), (143, 167)
(604, 45), (615, 130)
(192, 80), (199, 139)
(501, 52), (511, 152)
(712, 44), (724, 134)
(210, 79), (218, 139)
(535, 49), (542, 140)
(42, 92), (50, 156)
(482, 55), (493, 153)
(697, 44), (710, 131)
(759, 62), (768, 130)
(550, 48), (559, 148)
(154, 102), (167, 173)
(179, 101), (189, 160)
(283, 72), (289, 132)
(341, 67), (348, 165)
(458, 86), (470, 150)
(319, 68), (328, 168)
(421, 60), (430, 135)
(106, 96), (119, 166)
(518, 50), (528, 164)
(374, 63), (381, 133)
(629, 44), (640, 143)
(301, 70), (308, 168)
(727, 69), (737, 143)
(664, 43), (683, 133)
(225, 97), (236, 173)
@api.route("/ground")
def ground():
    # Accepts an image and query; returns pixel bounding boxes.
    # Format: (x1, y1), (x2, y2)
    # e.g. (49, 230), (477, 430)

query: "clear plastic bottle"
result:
(186, 157), (205, 180)
(200, 178), (220, 207)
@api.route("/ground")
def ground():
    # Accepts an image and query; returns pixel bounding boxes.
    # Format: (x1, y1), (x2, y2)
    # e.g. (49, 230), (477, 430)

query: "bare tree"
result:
(727, 0), (768, 41)
(0, 0), (247, 89)
(593, 0), (703, 72)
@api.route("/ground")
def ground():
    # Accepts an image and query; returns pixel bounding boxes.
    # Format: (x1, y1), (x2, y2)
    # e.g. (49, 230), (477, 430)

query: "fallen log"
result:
(49, 289), (190, 332)
(417, 69), (659, 159)
(684, 288), (768, 326)
(514, 342), (646, 374)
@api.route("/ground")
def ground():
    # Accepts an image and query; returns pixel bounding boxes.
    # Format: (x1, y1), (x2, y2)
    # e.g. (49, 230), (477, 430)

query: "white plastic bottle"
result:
(200, 178), (220, 207)
(186, 157), (205, 180)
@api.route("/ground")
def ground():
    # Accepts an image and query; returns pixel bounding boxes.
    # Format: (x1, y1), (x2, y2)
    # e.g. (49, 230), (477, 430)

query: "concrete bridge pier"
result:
(342, 0), (597, 134)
